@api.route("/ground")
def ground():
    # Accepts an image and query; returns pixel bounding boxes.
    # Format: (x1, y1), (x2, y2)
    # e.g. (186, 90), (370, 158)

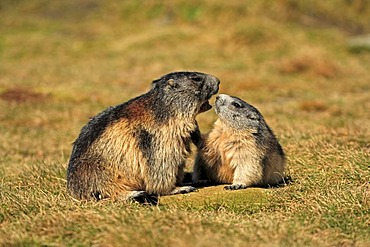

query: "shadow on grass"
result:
(155, 172), (296, 211)
(182, 172), (294, 189)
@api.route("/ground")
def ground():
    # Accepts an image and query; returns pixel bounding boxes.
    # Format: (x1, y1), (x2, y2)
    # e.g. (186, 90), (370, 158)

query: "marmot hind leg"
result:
(170, 186), (198, 195)
(117, 191), (158, 205)
(224, 183), (249, 190)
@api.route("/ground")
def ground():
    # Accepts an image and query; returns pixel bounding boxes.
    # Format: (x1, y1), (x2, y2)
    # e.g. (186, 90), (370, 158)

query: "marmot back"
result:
(192, 94), (285, 190)
(67, 71), (220, 203)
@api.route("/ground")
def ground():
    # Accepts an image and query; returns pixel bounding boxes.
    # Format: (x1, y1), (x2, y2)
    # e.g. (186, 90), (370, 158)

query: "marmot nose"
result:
(214, 77), (220, 87)
(217, 94), (227, 100)
(215, 95), (224, 104)
(206, 75), (220, 87)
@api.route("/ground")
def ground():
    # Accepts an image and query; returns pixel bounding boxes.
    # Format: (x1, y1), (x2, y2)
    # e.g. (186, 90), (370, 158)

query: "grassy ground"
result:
(1, 0), (369, 246)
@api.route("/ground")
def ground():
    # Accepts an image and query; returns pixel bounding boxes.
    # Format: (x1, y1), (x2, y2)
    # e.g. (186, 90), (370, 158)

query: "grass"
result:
(0, 0), (369, 246)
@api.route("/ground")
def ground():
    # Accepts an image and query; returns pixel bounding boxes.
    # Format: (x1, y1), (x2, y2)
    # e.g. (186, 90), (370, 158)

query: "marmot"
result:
(192, 94), (285, 190)
(67, 71), (220, 203)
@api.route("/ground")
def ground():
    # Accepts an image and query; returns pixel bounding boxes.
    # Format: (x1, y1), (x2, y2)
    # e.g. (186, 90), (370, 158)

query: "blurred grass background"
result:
(0, 0), (369, 246)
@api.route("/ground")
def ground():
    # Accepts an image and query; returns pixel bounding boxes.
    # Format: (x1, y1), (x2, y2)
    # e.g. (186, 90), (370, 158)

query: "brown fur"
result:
(193, 94), (285, 189)
(67, 72), (220, 202)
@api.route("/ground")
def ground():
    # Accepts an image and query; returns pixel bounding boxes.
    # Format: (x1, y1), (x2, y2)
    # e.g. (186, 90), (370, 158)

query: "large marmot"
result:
(67, 71), (220, 203)
(192, 94), (285, 190)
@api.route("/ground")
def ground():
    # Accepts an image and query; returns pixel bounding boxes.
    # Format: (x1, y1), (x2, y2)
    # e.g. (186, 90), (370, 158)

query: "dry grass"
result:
(1, 0), (369, 246)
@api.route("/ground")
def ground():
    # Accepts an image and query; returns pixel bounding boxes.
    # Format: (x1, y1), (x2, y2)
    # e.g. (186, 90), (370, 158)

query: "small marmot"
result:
(192, 94), (285, 190)
(67, 71), (220, 203)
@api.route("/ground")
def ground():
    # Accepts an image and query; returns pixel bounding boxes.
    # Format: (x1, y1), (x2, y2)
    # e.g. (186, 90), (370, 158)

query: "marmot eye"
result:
(231, 102), (243, 108)
(249, 115), (259, 120)
(191, 76), (203, 82)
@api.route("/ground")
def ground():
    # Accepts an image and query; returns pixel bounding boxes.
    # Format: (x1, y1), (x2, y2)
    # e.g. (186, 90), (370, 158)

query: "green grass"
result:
(1, 0), (369, 246)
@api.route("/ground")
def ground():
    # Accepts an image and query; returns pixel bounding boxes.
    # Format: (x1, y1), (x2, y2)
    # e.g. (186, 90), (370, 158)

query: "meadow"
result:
(0, 1), (369, 246)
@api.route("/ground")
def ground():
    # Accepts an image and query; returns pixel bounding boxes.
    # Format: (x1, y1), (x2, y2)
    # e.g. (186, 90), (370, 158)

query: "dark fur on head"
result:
(151, 71), (219, 116)
(215, 94), (266, 131)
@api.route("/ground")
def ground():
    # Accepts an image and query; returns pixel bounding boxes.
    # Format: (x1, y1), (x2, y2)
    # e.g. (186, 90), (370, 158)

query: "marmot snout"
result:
(193, 94), (285, 190)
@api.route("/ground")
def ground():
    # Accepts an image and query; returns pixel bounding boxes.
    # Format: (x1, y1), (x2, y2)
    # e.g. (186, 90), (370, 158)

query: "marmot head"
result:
(215, 94), (267, 132)
(151, 71), (220, 116)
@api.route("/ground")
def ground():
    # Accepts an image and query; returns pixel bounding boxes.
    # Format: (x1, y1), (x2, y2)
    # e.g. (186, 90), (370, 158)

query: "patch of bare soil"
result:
(0, 88), (50, 103)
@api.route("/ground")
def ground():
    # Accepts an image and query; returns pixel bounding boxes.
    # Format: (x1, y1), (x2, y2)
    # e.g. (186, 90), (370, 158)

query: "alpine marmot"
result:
(192, 94), (285, 190)
(67, 71), (220, 203)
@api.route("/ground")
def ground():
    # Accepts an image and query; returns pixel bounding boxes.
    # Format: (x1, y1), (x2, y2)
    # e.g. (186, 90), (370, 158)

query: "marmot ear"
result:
(151, 78), (160, 89)
(167, 79), (176, 87)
